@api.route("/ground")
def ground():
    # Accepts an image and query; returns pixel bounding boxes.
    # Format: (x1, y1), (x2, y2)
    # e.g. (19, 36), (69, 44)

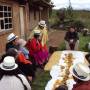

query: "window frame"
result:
(0, 4), (13, 32)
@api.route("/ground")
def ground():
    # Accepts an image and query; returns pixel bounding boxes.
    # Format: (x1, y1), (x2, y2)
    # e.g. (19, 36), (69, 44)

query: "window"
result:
(0, 5), (12, 32)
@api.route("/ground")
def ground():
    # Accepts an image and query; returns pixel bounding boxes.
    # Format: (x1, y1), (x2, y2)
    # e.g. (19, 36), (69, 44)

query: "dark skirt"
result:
(18, 62), (35, 78)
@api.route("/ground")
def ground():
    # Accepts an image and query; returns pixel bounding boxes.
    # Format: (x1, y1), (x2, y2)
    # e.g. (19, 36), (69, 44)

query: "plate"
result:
(50, 65), (61, 78)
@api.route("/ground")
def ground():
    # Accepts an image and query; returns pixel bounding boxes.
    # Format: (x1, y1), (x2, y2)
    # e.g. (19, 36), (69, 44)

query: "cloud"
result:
(52, 0), (90, 10)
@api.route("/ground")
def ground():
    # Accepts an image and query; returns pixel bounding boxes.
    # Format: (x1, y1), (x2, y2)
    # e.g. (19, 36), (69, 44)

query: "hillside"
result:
(49, 9), (90, 30)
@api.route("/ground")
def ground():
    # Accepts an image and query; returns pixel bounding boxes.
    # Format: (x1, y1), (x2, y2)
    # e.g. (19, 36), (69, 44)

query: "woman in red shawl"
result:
(26, 30), (48, 68)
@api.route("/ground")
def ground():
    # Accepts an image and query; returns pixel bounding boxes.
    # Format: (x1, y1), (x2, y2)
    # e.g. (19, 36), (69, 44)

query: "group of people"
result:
(26, 20), (48, 68)
(0, 19), (90, 90)
(0, 20), (49, 90)
(54, 26), (90, 90)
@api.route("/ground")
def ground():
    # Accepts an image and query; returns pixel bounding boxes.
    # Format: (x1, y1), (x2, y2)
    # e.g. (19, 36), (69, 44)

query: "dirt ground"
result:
(48, 30), (66, 47)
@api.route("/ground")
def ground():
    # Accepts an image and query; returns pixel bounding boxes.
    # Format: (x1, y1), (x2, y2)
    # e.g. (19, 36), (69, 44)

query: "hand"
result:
(70, 39), (74, 43)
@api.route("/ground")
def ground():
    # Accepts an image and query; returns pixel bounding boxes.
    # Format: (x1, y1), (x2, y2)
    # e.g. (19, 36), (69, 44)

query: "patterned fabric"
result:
(18, 52), (32, 64)
(26, 38), (48, 65)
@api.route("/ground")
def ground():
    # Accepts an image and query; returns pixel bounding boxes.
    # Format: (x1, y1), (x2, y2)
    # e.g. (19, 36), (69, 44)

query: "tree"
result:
(57, 8), (66, 23)
(66, 0), (73, 20)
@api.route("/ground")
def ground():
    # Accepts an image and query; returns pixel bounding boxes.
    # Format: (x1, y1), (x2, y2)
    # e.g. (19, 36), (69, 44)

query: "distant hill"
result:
(49, 9), (90, 30)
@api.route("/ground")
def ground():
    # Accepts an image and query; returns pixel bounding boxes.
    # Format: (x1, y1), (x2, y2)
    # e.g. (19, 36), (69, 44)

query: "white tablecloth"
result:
(45, 50), (87, 90)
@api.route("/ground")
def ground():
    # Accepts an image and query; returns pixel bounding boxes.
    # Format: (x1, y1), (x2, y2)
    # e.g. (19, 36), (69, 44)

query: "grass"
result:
(32, 69), (51, 90)
(79, 34), (90, 51)
(73, 11), (90, 29)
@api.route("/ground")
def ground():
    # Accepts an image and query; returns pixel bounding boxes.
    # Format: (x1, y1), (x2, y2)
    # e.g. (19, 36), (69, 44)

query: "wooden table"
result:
(44, 51), (61, 71)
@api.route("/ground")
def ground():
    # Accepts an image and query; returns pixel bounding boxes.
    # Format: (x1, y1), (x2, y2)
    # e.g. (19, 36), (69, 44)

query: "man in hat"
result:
(71, 63), (90, 90)
(0, 56), (31, 90)
(6, 33), (30, 59)
(64, 26), (79, 50)
(6, 33), (19, 51)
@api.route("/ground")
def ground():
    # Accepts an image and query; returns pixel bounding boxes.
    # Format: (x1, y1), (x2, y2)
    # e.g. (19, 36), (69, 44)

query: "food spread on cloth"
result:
(45, 51), (86, 90)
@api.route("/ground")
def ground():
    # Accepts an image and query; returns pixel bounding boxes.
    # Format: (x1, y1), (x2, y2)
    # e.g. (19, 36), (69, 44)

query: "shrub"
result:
(73, 20), (85, 32)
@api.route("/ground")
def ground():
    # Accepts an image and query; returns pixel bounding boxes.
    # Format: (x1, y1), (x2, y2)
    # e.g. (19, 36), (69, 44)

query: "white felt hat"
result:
(34, 30), (41, 35)
(38, 20), (46, 27)
(0, 56), (18, 71)
(7, 33), (18, 42)
(70, 63), (90, 81)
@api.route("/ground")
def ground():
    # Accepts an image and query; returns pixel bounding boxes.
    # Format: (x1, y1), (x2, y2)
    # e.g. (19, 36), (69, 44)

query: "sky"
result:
(51, 0), (90, 10)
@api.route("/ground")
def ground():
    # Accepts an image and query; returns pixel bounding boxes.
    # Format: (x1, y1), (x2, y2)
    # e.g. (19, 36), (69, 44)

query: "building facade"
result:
(0, 0), (29, 54)
(29, 0), (53, 30)
(0, 0), (53, 55)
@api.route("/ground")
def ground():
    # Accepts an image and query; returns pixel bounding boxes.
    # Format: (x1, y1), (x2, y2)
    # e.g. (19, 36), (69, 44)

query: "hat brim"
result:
(38, 23), (46, 27)
(0, 63), (18, 71)
(34, 33), (40, 35)
(8, 36), (18, 42)
(70, 66), (90, 81)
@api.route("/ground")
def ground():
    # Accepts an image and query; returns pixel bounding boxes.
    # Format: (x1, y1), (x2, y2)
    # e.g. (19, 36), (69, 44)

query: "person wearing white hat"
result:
(26, 29), (48, 68)
(28, 20), (49, 62)
(38, 20), (46, 27)
(28, 20), (48, 48)
(6, 33), (19, 51)
(71, 63), (90, 90)
(1, 48), (35, 81)
(0, 56), (31, 90)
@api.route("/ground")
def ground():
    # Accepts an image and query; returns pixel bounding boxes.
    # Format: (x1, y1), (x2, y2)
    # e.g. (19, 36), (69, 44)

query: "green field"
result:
(73, 10), (90, 29)
(32, 69), (50, 90)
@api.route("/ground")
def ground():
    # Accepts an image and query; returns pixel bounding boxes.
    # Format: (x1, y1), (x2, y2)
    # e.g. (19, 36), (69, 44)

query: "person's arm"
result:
(64, 32), (70, 42)
(74, 32), (79, 42)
